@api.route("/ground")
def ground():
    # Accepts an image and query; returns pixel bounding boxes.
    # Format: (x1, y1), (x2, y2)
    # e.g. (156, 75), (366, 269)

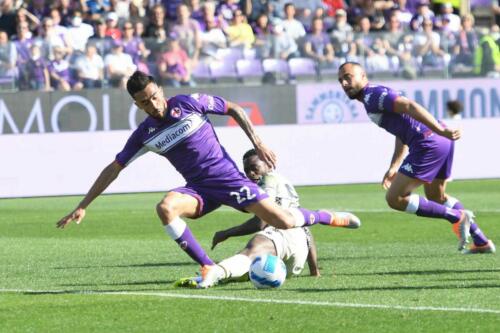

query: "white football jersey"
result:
(258, 171), (300, 209)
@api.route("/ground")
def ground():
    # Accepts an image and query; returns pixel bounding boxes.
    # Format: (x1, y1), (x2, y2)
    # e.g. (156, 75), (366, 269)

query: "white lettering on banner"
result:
(22, 98), (45, 133)
(102, 94), (110, 131)
(303, 89), (359, 124)
(144, 113), (207, 153)
(51, 96), (97, 132)
(0, 99), (20, 134)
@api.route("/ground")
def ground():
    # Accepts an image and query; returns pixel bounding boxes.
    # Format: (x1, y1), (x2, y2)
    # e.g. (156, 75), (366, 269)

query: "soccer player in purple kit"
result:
(56, 71), (344, 281)
(337, 62), (495, 254)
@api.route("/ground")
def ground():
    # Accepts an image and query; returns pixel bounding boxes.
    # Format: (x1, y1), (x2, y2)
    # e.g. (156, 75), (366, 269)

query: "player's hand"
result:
(255, 143), (277, 169)
(440, 128), (461, 141)
(211, 231), (228, 250)
(56, 207), (86, 229)
(382, 168), (397, 190)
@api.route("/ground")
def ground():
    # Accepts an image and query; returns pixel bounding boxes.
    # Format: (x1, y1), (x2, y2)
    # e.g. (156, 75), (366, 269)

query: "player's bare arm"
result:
(226, 100), (277, 169)
(306, 232), (320, 277)
(56, 161), (123, 229)
(393, 96), (461, 140)
(383, 137), (408, 190)
(211, 215), (265, 249)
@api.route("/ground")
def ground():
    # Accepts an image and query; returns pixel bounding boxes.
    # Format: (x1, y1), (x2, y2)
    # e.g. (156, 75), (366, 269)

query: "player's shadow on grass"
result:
(292, 283), (500, 293)
(59, 280), (176, 287)
(53, 262), (193, 270)
(336, 268), (500, 276)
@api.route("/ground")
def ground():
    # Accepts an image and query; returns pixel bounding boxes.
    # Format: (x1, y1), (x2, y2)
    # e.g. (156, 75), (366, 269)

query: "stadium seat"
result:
(288, 57), (318, 82)
(191, 62), (212, 85)
(209, 60), (238, 84)
(0, 76), (16, 92)
(215, 47), (244, 64)
(262, 59), (289, 84)
(243, 48), (258, 60)
(317, 58), (343, 81)
(236, 59), (264, 84)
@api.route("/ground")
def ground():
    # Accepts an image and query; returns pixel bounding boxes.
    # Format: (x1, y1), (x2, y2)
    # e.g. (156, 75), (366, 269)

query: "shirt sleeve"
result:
(367, 87), (399, 113)
(115, 128), (148, 167)
(189, 93), (228, 115)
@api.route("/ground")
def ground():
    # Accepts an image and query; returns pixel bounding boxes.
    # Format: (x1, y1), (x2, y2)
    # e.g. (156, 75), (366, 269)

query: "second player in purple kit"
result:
(338, 62), (495, 254)
(56, 71), (344, 282)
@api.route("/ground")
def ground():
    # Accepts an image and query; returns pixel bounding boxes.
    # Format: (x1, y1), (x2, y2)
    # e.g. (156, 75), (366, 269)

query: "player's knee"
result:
(156, 199), (177, 221)
(385, 192), (404, 210)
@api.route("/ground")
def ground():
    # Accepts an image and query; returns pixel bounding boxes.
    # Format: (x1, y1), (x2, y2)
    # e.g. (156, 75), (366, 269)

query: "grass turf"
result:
(1, 179), (499, 332)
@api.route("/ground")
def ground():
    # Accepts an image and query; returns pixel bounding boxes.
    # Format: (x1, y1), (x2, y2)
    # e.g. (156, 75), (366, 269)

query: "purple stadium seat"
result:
(262, 59), (289, 83)
(209, 60), (238, 83)
(288, 57), (317, 81)
(236, 59), (264, 83)
(191, 62), (212, 84)
(243, 48), (257, 60)
(215, 47), (243, 64)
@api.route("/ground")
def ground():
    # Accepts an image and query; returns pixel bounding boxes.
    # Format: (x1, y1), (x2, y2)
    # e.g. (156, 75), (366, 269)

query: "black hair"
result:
(284, 2), (295, 10)
(338, 61), (363, 71)
(242, 149), (257, 162)
(126, 70), (157, 97)
(446, 100), (463, 115)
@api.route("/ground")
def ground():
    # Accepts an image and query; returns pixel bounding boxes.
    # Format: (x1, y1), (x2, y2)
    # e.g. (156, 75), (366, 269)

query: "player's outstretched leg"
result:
(444, 197), (496, 254)
(387, 173), (472, 250)
(198, 254), (251, 288)
(287, 208), (361, 228)
(157, 192), (214, 267)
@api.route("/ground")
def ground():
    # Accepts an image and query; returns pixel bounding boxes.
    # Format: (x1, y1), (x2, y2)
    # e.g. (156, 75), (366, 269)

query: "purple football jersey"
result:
(115, 94), (245, 185)
(361, 84), (432, 146)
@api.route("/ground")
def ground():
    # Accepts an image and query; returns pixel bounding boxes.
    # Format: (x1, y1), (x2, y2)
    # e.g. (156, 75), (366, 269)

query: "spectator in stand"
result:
(322, 0), (346, 17)
(0, 30), (17, 78)
(67, 11), (94, 53)
(187, 0), (204, 25)
(104, 39), (136, 88)
(450, 14), (478, 70)
(145, 27), (168, 59)
(303, 17), (336, 68)
(345, 41), (362, 62)
(36, 17), (72, 61)
(281, 3), (306, 42)
(199, 12), (228, 62)
(105, 12), (122, 40)
(216, 0), (241, 22)
(134, 20), (145, 37)
(271, 21), (300, 60)
(49, 8), (68, 40)
(413, 18), (446, 67)
(383, 12), (404, 58)
(253, 13), (273, 59)
(242, 0), (284, 22)
(330, 8), (353, 57)
(0, 0), (18, 37)
(304, 7), (334, 33)
(410, 0), (435, 32)
(24, 44), (50, 91)
(28, 0), (50, 22)
(75, 43), (104, 89)
(224, 9), (255, 49)
(84, 0), (112, 20)
(474, 25), (500, 77)
(113, 0), (132, 21)
(122, 20), (150, 66)
(129, 0), (146, 23)
(48, 46), (74, 91)
(88, 18), (113, 57)
(12, 22), (34, 77)
(54, 0), (78, 26)
(435, 2), (460, 33)
(354, 16), (375, 57)
(158, 0), (184, 22)
(144, 4), (169, 38)
(15, 7), (41, 36)
(392, 0), (413, 29)
(157, 33), (195, 87)
(199, 1), (225, 32)
(365, 37), (391, 72)
(171, 4), (202, 63)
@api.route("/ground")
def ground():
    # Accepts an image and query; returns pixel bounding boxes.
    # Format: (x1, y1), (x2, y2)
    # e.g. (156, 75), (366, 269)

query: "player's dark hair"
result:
(126, 70), (157, 97)
(242, 149), (257, 162)
(339, 61), (363, 71)
(446, 100), (463, 115)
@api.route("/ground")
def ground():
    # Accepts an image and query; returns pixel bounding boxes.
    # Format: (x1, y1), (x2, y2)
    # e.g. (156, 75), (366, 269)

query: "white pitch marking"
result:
(1, 289), (499, 314)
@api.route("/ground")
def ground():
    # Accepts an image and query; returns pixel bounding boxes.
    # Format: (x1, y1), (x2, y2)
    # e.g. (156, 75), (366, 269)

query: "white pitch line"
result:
(1, 289), (499, 315)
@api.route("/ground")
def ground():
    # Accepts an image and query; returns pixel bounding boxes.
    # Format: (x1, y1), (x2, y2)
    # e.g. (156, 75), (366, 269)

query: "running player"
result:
(175, 150), (360, 288)
(56, 71), (346, 280)
(337, 62), (495, 254)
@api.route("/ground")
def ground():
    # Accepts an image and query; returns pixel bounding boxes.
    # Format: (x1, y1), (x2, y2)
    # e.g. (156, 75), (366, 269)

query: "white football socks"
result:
(218, 254), (252, 279)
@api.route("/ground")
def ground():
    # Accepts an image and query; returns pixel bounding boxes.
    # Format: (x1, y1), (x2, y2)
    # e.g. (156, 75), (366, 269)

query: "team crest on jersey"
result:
(170, 107), (182, 118)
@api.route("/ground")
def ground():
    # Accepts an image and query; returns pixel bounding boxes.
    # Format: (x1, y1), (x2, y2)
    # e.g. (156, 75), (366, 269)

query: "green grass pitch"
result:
(1, 180), (499, 332)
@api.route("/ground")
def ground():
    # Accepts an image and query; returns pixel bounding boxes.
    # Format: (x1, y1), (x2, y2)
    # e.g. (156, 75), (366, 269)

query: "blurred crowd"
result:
(0, 0), (499, 91)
